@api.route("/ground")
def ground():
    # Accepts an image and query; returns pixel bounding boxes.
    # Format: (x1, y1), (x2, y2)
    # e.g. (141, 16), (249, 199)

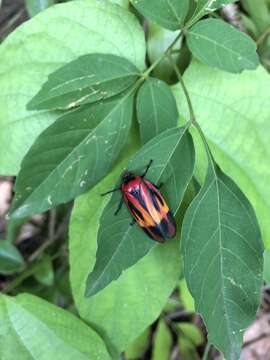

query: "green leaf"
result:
(179, 279), (195, 312)
(181, 152), (264, 359)
(0, 0), (145, 175)
(263, 249), (270, 284)
(186, 19), (259, 73)
(152, 320), (172, 360)
(136, 78), (179, 144)
(178, 323), (201, 360)
(178, 339), (199, 360)
(85, 126), (195, 297)
(131, 0), (190, 30)
(0, 293), (110, 360)
(187, 0), (237, 26)
(33, 254), (54, 286)
(25, 0), (54, 17)
(69, 142), (182, 355)
(242, 0), (270, 33)
(28, 54), (139, 111)
(125, 328), (150, 359)
(177, 323), (204, 347)
(0, 240), (25, 275)
(172, 62), (270, 247)
(10, 92), (133, 219)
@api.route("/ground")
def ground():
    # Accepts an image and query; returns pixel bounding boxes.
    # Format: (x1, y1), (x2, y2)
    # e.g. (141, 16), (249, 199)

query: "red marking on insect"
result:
(101, 160), (176, 243)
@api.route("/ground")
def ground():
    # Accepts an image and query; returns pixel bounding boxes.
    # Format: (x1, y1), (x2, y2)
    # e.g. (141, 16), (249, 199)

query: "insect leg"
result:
(101, 188), (120, 196)
(114, 197), (124, 216)
(130, 218), (136, 226)
(156, 182), (164, 189)
(141, 159), (153, 178)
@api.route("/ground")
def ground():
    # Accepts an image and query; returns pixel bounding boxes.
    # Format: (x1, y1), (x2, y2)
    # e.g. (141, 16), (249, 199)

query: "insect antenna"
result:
(101, 188), (120, 196)
(141, 159), (153, 178)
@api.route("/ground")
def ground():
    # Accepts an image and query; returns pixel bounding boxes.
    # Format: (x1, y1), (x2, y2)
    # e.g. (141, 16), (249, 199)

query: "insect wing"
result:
(144, 180), (176, 239)
(124, 179), (176, 242)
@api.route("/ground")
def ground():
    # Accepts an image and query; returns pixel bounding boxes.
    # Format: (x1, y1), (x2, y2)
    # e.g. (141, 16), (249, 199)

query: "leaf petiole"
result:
(168, 55), (196, 123)
(168, 54), (216, 170)
(141, 30), (183, 80)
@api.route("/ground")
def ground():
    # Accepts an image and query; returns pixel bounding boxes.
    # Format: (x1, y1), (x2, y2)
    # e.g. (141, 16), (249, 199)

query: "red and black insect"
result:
(101, 160), (176, 242)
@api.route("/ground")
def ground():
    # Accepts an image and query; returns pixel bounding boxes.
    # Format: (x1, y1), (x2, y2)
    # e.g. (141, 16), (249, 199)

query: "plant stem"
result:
(142, 30), (183, 79)
(257, 26), (270, 45)
(2, 246), (67, 294)
(193, 116), (216, 173)
(168, 55), (196, 123)
(28, 211), (68, 262)
(169, 55), (216, 171)
(202, 342), (211, 360)
(127, 31), (183, 98)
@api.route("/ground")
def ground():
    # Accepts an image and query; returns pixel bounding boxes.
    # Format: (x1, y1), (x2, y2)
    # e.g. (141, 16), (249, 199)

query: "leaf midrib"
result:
(149, 81), (159, 136)
(167, 0), (182, 23)
(215, 173), (234, 353)
(187, 29), (255, 67)
(87, 222), (134, 295)
(48, 72), (139, 97)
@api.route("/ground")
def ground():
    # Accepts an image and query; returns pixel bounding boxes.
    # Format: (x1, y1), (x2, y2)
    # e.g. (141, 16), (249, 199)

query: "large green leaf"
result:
(0, 0), (145, 175)
(131, 0), (189, 30)
(10, 93), (133, 219)
(25, 0), (54, 17)
(28, 54), (140, 110)
(173, 62), (270, 247)
(0, 294), (110, 360)
(187, 0), (237, 27)
(0, 240), (25, 275)
(186, 19), (259, 73)
(181, 148), (263, 359)
(69, 139), (182, 355)
(136, 78), (179, 144)
(85, 127), (195, 297)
